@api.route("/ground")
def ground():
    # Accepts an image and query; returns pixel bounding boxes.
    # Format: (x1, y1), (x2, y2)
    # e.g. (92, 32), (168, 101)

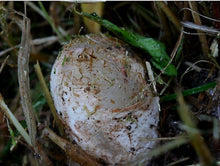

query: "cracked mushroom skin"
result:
(50, 34), (159, 166)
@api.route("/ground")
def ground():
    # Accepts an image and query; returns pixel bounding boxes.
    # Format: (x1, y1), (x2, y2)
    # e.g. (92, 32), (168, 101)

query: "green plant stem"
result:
(161, 81), (216, 102)
(37, 2), (69, 41)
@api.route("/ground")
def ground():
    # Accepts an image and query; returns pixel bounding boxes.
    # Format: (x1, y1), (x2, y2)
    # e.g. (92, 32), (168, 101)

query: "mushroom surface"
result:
(50, 34), (159, 165)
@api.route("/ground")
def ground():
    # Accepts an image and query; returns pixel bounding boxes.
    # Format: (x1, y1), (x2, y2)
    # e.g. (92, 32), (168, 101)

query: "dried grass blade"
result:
(17, 14), (37, 148)
(0, 94), (32, 146)
(131, 136), (188, 165)
(155, 1), (181, 31)
(188, 2), (209, 57)
(177, 91), (215, 165)
(149, 136), (188, 158)
(34, 61), (64, 135)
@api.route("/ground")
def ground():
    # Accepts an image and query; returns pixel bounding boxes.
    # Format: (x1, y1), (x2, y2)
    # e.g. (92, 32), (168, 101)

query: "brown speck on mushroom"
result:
(50, 34), (160, 166)
(110, 99), (115, 104)
(84, 87), (91, 93)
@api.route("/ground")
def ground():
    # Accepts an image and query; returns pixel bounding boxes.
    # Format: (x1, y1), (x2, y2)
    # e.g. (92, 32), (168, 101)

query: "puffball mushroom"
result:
(50, 34), (159, 165)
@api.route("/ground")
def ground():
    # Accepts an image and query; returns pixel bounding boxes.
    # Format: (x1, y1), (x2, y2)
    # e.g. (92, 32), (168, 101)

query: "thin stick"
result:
(181, 21), (220, 35)
(180, 8), (220, 23)
(0, 55), (9, 75)
(0, 36), (58, 57)
(161, 27), (183, 74)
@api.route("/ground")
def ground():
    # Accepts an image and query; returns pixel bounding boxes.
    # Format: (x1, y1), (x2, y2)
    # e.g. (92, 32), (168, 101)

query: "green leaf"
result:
(76, 11), (177, 76)
(160, 81), (217, 102)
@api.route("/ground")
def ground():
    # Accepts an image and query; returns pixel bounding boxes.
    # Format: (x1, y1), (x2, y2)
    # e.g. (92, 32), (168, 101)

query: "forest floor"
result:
(0, 1), (220, 166)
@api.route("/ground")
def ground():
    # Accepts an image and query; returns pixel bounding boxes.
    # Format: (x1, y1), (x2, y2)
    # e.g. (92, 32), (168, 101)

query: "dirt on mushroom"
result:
(50, 34), (160, 166)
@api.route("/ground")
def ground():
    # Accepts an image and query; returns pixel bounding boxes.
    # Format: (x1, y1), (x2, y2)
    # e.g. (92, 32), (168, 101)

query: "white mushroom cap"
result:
(50, 34), (159, 165)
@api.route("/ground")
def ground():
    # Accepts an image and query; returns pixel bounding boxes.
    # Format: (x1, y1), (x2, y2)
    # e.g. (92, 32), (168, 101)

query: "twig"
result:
(181, 21), (220, 35)
(167, 157), (190, 166)
(154, 27), (183, 96)
(0, 55), (9, 75)
(0, 45), (20, 57)
(161, 27), (183, 74)
(0, 93), (32, 146)
(0, 36), (58, 57)
(17, 8), (37, 149)
(180, 60), (214, 84)
(180, 8), (220, 23)
(31, 36), (58, 45)
(43, 127), (103, 166)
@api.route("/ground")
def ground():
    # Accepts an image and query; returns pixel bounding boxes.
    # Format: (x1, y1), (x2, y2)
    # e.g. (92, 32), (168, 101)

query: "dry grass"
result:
(0, 1), (220, 166)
